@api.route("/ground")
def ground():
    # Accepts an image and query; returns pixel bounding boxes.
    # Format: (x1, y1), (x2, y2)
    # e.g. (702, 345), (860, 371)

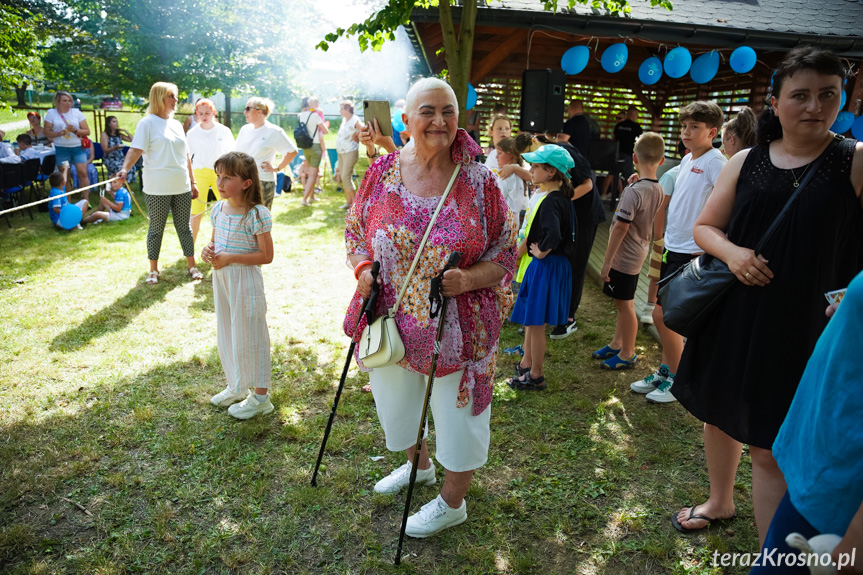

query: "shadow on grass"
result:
(49, 259), (194, 352)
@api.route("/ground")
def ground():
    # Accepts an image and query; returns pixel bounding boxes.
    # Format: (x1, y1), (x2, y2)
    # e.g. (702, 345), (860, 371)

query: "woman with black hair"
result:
(670, 47), (863, 547)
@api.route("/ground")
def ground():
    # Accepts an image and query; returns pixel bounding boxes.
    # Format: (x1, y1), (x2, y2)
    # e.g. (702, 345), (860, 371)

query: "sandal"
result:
(593, 345), (621, 360)
(188, 267), (203, 281)
(671, 505), (737, 534)
(146, 270), (160, 285)
(513, 362), (530, 377)
(507, 373), (546, 391)
(361, 383), (371, 393)
(600, 354), (639, 370)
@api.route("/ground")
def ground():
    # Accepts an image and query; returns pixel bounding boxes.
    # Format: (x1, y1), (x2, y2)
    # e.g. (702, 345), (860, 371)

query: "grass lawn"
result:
(0, 164), (758, 574)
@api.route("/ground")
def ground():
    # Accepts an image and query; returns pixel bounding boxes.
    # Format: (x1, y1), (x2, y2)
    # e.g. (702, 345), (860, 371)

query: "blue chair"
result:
(92, 142), (107, 181)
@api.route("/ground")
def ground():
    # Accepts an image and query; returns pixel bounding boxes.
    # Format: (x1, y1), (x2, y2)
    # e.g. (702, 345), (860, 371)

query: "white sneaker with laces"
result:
(228, 393), (274, 419)
(210, 387), (247, 407)
(646, 377), (677, 404)
(373, 461), (436, 494)
(406, 494), (467, 538)
(639, 303), (656, 324)
(630, 371), (665, 394)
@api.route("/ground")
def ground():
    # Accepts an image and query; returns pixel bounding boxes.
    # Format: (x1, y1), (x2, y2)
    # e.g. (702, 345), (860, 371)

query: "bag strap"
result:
(753, 135), (842, 255)
(387, 163), (462, 317)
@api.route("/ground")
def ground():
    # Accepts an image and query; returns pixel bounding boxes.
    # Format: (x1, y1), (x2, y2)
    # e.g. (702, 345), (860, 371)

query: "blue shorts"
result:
(55, 145), (89, 166)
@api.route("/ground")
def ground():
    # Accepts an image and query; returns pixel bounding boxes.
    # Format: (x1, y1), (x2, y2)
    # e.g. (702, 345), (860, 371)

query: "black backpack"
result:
(293, 112), (317, 149)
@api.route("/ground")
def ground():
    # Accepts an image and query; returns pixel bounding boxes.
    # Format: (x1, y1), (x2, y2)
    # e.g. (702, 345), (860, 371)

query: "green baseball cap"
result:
(521, 145), (575, 175)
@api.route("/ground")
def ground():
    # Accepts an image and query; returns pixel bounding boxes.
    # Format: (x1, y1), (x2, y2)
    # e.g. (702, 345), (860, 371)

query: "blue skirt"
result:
(510, 254), (572, 326)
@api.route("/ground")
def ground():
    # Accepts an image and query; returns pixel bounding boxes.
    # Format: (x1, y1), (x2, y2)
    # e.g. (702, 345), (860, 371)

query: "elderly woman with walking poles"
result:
(117, 82), (204, 285)
(667, 47), (863, 550)
(343, 78), (517, 540)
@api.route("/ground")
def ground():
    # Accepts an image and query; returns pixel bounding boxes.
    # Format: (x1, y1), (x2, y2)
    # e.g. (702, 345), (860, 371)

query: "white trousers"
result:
(369, 364), (491, 472)
(213, 264), (271, 391)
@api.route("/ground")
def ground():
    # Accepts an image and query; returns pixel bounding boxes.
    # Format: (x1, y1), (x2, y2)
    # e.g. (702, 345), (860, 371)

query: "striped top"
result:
(211, 201), (272, 260)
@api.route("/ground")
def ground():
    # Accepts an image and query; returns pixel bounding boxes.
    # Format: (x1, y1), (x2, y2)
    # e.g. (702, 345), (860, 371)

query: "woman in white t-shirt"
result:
(297, 96), (328, 206)
(44, 91), (93, 200)
(186, 98), (235, 245)
(336, 100), (361, 209)
(234, 97), (298, 210)
(117, 82), (203, 286)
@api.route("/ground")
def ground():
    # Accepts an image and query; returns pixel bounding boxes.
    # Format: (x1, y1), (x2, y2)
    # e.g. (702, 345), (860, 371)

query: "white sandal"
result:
(146, 271), (160, 285)
(188, 267), (203, 281)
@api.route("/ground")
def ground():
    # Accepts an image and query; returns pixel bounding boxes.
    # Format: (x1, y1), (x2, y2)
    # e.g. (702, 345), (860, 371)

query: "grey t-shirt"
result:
(610, 178), (664, 275)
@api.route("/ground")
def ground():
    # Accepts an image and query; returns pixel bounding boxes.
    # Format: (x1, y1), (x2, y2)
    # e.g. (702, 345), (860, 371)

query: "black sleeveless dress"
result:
(673, 137), (863, 449)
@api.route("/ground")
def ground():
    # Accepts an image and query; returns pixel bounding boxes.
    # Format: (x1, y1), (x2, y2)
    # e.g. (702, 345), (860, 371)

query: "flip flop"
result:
(671, 505), (736, 534)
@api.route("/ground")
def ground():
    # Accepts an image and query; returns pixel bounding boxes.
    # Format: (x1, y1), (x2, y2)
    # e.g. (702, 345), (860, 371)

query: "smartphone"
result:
(363, 100), (393, 137)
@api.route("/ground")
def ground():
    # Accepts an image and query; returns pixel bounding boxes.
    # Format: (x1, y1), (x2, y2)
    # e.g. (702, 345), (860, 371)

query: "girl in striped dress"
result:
(201, 152), (275, 419)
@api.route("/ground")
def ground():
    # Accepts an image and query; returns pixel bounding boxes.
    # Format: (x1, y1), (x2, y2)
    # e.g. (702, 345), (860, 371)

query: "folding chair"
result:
(0, 163), (32, 226)
(22, 158), (41, 203)
(92, 142), (107, 181)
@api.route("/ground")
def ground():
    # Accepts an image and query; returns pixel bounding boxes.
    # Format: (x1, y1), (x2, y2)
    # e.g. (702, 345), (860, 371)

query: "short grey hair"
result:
(405, 78), (457, 114)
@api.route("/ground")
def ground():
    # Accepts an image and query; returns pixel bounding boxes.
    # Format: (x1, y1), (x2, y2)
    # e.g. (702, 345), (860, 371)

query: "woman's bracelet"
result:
(353, 260), (373, 280)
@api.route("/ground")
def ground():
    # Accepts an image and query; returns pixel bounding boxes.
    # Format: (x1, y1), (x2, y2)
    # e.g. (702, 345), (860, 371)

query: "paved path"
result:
(0, 120), (29, 133)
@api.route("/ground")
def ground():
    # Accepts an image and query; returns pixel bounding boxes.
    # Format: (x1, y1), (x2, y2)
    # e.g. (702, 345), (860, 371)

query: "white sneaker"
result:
(646, 377), (677, 404)
(406, 494), (467, 538)
(639, 303), (656, 324)
(630, 371), (665, 394)
(373, 461), (436, 494)
(228, 393), (274, 419)
(210, 387), (247, 407)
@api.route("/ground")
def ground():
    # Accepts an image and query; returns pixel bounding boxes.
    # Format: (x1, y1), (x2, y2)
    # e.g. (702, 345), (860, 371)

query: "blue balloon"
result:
(561, 45), (590, 75)
(466, 83), (477, 110)
(601, 43), (628, 73)
(58, 203), (82, 230)
(638, 57), (663, 86)
(664, 47), (692, 79)
(831, 111), (855, 134)
(690, 51), (719, 84)
(852, 116), (863, 140)
(391, 111), (405, 132)
(840, 89), (847, 110)
(730, 46), (757, 74)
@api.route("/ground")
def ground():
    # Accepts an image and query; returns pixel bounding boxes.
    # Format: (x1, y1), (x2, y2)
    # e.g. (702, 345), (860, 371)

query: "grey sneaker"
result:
(646, 377), (677, 404)
(228, 393), (274, 419)
(630, 371), (665, 394)
(405, 494), (467, 538)
(210, 387), (247, 407)
(373, 461), (436, 494)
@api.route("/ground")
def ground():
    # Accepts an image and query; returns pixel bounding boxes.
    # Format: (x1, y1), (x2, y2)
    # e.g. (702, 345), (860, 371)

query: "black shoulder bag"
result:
(656, 136), (843, 338)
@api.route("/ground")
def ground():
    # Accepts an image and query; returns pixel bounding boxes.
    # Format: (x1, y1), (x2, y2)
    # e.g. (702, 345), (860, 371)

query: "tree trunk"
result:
(439, 0), (478, 129)
(15, 83), (27, 107)
(224, 93), (231, 129)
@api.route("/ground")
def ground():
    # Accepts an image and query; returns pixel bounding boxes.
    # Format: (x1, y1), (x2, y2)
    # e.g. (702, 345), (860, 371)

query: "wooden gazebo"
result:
(405, 0), (863, 145)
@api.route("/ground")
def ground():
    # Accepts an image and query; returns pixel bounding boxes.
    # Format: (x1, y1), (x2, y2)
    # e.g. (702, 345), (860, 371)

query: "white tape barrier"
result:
(0, 177), (122, 217)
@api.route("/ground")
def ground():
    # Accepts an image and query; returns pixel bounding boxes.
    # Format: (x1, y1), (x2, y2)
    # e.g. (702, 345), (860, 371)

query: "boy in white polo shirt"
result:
(632, 101), (727, 403)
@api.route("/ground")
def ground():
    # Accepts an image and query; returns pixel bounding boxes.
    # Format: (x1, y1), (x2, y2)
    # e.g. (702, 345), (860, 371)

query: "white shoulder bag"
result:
(358, 163), (462, 368)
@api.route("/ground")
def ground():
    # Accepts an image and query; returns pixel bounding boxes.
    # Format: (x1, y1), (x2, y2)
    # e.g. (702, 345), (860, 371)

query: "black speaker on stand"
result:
(520, 69), (566, 134)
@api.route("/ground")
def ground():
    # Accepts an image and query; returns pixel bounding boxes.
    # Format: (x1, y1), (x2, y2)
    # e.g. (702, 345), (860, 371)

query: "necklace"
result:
(789, 162), (812, 188)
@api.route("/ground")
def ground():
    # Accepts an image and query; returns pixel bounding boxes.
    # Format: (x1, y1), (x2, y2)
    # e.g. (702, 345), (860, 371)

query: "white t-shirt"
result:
(130, 114), (191, 196)
(518, 190), (548, 240)
(45, 108), (87, 148)
(299, 111), (325, 147)
(484, 148), (499, 170)
(187, 123), (235, 171)
(497, 172), (528, 215)
(336, 115), (360, 154)
(664, 147), (727, 253)
(235, 121), (298, 183)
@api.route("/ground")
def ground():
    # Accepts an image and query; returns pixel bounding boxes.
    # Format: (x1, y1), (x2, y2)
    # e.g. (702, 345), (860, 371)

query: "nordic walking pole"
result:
(394, 251), (461, 565)
(311, 261), (380, 487)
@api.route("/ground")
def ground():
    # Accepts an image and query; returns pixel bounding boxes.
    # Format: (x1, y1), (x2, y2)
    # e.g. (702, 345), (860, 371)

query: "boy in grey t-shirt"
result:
(594, 132), (666, 370)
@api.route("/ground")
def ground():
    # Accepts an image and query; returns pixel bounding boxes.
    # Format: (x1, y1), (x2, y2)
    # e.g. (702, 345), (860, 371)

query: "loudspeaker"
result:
(520, 69), (566, 134)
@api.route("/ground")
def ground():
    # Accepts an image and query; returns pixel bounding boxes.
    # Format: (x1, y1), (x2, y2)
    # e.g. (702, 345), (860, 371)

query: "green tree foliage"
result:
(34, 0), (308, 103)
(0, 3), (44, 108)
(319, 0), (672, 127)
